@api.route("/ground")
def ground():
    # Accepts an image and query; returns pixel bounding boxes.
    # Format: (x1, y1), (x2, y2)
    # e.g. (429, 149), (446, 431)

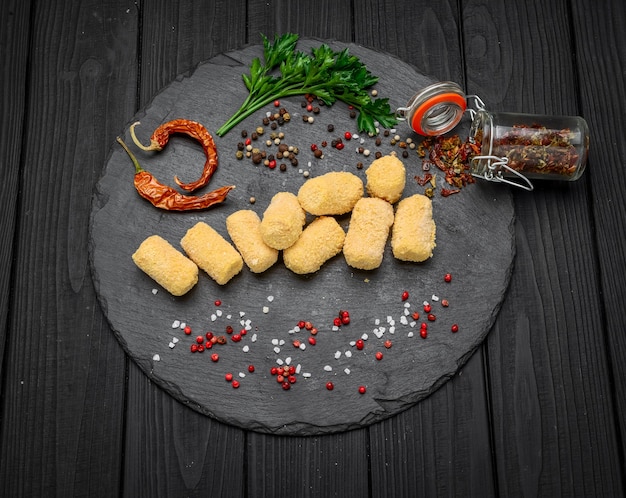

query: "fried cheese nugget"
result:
(226, 210), (279, 273)
(283, 216), (346, 274)
(260, 192), (306, 250)
(297, 171), (364, 215)
(365, 153), (406, 204)
(391, 194), (436, 262)
(343, 197), (394, 270)
(181, 222), (243, 285)
(132, 235), (198, 296)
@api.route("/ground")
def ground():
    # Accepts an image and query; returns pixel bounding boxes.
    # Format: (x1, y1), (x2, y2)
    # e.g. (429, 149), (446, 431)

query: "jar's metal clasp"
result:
(470, 155), (534, 191)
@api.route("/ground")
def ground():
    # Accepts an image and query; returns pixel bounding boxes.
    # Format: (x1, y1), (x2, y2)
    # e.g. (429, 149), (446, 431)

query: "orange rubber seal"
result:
(411, 92), (467, 136)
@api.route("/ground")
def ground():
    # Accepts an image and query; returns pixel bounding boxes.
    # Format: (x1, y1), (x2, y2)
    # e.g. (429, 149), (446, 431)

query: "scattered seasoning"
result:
(117, 137), (234, 211)
(451, 324), (459, 333)
(401, 291), (409, 301)
(232, 380), (240, 388)
(225, 372), (233, 382)
(358, 385), (367, 394)
(375, 351), (383, 361)
(326, 382), (334, 391)
(444, 273), (452, 283)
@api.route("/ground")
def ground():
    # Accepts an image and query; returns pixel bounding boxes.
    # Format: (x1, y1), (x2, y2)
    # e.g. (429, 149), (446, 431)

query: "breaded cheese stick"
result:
(283, 216), (346, 274)
(181, 221), (243, 285)
(343, 197), (394, 270)
(365, 153), (406, 204)
(260, 192), (306, 250)
(132, 235), (198, 296)
(391, 194), (436, 262)
(297, 171), (364, 215)
(226, 210), (279, 273)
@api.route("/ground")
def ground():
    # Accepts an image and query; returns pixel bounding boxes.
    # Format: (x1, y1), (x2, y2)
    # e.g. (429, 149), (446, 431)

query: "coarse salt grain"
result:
(400, 316), (408, 325)
(153, 354), (160, 361)
(272, 339), (279, 346)
(242, 345), (250, 352)
(344, 368), (351, 375)
(152, 289), (158, 295)
(335, 351), (342, 359)
(251, 334), (257, 342)
(172, 320), (180, 328)
(267, 295), (274, 302)
(211, 314), (217, 321)
(239, 372), (246, 378)
(276, 358), (284, 365)
(172, 337), (179, 343)
(299, 343), (306, 350)
(273, 347), (281, 354)
(168, 342), (175, 349)
(279, 340), (285, 346)
(344, 351), (352, 358)
(285, 357), (292, 365)
(408, 331), (414, 338)
(374, 318), (380, 325)
(180, 322), (186, 329)
(361, 333), (369, 340)
(216, 309), (223, 316)
(432, 295), (439, 301)
(296, 364), (302, 374)
(263, 306), (270, 313)
(302, 372), (312, 378)
(389, 326), (396, 334)
(324, 365), (332, 372)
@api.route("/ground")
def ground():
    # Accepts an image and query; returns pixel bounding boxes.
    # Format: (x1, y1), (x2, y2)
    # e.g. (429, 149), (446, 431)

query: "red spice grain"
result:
(451, 324), (459, 333)
(401, 291), (409, 301)
(375, 351), (383, 361)
(195, 335), (204, 344)
(355, 339), (365, 350)
(232, 380), (240, 389)
(423, 303), (432, 313)
(308, 336), (316, 346)
(248, 364), (255, 373)
(427, 313), (436, 322)
(190, 344), (198, 353)
(326, 382), (334, 390)
(210, 353), (219, 362)
(358, 385), (366, 394)
(184, 325), (192, 335)
(214, 300), (222, 306)
(441, 299), (449, 307)
(444, 273), (452, 283)
(384, 340), (393, 349)
(225, 372), (233, 382)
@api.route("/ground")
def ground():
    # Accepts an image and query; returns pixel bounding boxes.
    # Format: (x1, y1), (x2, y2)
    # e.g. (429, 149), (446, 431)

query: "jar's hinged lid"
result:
(396, 82), (485, 136)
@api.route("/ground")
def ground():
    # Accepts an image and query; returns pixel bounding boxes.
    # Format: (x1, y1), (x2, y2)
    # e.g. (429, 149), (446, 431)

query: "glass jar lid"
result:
(396, 81), (467, 136)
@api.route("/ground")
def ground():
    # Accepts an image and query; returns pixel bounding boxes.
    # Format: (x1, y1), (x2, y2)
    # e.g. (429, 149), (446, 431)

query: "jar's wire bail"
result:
(468, 109), (534, 191)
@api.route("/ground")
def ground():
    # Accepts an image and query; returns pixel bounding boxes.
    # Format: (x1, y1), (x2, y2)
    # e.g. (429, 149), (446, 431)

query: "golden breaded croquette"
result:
(181, 221), (243, 285)
(260, 192), (306, 250)
(132, 235), (198, 296)
(391, 194), (436, 262)
(226, 210), (279, 273)
(283, 216), (346, 274)
(297, 171), (364, 215)
(343, 197), (395, 270)
(365, 153), (406, 204)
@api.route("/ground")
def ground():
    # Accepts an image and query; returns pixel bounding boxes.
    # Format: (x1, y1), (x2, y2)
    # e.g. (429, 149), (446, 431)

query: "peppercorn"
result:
(327, 124), (334, 132)
(241, 130), (248, 138)
(235, 150), (244, 160)
(251, 132), (258, 140)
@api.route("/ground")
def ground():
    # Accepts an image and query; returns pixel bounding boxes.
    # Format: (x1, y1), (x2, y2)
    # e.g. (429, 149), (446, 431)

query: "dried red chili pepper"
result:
(117, 137), (234, 211)
(129, 119), (218, 192)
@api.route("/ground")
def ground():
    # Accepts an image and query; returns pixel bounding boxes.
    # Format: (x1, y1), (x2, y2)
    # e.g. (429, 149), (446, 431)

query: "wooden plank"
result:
(463, 0), (623, 495)
(352, 1), (497, 496)
(121, 1), (249, 495)
(0, 0), (30, 375)
(571, 0), (626, 454)
(0, 1), (137, 495)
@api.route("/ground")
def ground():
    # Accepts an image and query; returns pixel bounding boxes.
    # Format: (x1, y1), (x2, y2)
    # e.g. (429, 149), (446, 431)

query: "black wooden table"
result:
(1, 1), (624, 496)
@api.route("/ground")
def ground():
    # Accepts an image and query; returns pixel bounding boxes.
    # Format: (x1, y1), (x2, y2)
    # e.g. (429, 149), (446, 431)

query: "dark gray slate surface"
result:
(89, 40), (515, 435)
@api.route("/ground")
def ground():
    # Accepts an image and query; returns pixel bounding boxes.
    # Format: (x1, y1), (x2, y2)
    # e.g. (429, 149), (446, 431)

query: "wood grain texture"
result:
(571, 0), (626, 448)
(0, 1), (137, 495)
(463, 0), (623, 495)
(0, 0), (30, 376)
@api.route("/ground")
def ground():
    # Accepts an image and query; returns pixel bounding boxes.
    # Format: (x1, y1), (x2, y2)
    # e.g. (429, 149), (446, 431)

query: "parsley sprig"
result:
(216, 33), (397, 136)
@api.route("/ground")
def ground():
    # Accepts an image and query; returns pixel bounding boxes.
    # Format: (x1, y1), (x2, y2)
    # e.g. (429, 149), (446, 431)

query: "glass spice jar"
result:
(397, 82), (590, 190)
(469, 110), (589, 189)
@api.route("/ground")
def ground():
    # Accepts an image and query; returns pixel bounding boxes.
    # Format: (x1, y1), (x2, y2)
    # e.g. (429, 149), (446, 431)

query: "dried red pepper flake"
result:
(326, 382), (334, 390)
(401, 290), (409, 301)
(308, 336), (316, 346)
(427, 313), (436, 322)
(214, 300), (222, 306)
(183, 325), (192, 335)
(355, 339), (365, 350)
(248, 364), (255, 373)
(384, 339), (393, 349)
(375, 351), (384, 361)
(358, 385), (367, 394)
(451, 324), (459, 333)
(444, 273), (452, 283)
(441, 188), (461, 197)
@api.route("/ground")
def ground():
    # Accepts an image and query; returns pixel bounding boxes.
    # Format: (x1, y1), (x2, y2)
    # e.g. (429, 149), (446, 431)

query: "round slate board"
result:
(89, 39), (515, 435)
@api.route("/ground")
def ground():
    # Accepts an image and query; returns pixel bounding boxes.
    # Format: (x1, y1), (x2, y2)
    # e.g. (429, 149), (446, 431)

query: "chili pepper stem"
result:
(129, 121), (160, 151)
(116, 136), (144, 174)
